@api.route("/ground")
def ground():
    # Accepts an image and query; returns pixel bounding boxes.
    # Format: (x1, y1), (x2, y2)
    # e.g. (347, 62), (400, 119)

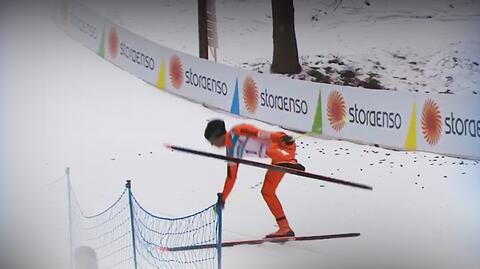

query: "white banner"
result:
(161, 50), (239, 111)
(102, 22), (167, 85)
(321, 85), (416, 149)
(236, 73), (322, 133)
(416, 94), (480, 159)
(58, 0), (105, 54)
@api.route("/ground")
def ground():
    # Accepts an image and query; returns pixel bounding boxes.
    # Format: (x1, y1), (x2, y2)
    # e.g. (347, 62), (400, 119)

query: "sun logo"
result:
(327, 90), (347, 132)
(243, 76), (258, 113)
(421, 99), (442, 145)
(108, 27), (119, 59)
(169, 55), (184, 89)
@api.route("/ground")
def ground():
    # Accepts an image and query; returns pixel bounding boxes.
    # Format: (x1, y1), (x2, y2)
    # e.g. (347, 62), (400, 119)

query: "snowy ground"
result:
(1, 1), (480, 269)
(81, 0), (480, 95)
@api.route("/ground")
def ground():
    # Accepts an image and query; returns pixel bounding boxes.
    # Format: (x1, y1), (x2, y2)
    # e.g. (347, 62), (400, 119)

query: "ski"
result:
(165, 144), (373, 191)
(164, 233), (361, 252)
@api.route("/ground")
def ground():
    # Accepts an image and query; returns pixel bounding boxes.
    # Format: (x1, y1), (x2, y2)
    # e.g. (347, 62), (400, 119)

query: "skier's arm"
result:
(232, 124), (264, 137)
(222, 163), (239, 202)
(267, 141), (296, 162)
(231, 124), (284, 140)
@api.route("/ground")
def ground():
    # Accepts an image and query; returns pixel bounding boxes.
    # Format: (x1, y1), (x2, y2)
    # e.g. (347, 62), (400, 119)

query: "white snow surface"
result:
(81, 0), (480, 95)
(1, 1), (480, 269)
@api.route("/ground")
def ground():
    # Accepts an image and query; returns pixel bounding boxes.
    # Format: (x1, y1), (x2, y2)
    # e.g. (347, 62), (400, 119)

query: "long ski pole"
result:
(165, 144), (372, 191)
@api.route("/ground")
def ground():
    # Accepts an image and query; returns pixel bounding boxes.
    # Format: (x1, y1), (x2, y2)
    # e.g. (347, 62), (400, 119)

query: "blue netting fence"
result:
(69, 186), (132, 269)
(68, 180), (221, 269)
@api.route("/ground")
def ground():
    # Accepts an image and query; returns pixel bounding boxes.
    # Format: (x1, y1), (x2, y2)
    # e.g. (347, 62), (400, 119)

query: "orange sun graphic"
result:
(108, 27), (119, 59)
(421, 99), (442, 146)
(327, 91), (347, 132)
(169, 55), (184, 89)
(243, 76), (258, 113)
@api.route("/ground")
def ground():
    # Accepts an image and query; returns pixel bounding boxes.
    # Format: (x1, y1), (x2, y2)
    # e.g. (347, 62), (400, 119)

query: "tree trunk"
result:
(271, 0), (301, 74)
(198, 0), (208, 59)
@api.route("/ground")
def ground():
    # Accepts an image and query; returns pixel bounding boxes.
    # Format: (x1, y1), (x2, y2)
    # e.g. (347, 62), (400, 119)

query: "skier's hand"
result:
(217, 192), (225, 210)
(277, 162), (306, 171)
(281, 135), (295, 145)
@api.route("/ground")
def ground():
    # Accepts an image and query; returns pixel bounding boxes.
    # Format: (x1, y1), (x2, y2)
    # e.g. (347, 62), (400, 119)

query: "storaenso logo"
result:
(108, 28), (119, 59)
(242, 76), (308, 115)
(243, 76), (258, 113)
(261, 89), (308, 114)
(70, 12), (97, 40)
(421, 99), (442, 145)
(327, 90), (402, 132)
(349, 104), (401, 129)
(169, 55), (184, 89)
(445, 113), (480, 138)
(108, 28), (155, 70)
(185, 69), (228, 96)
(421, 99), (480, 145)
(119, 42), (155, 70)
(327, 91), (347, 131)
(169, 55), (227, 95)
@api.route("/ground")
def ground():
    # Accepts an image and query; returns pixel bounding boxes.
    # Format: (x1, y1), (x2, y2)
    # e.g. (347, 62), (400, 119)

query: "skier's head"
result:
(204, 119), (227, 147)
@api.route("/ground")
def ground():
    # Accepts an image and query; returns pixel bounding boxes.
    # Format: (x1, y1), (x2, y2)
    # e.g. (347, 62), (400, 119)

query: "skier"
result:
(204, 119), (305, 238)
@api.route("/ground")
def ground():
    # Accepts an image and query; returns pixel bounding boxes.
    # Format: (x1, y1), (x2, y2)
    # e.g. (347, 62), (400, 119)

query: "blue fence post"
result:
(216, 193), (223, 269)
(126, 180), (138, 269)
(66, 167), (73, 269)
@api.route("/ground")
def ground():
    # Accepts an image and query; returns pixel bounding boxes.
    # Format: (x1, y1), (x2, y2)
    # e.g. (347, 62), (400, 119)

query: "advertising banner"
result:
(235, 73), (322, 133)
(416, 94), (480, 159)
(102, 22), (168, 86)
(160, 51), (239, 112)
(58, 0), (105, 55)
(321, 85), (416, 149)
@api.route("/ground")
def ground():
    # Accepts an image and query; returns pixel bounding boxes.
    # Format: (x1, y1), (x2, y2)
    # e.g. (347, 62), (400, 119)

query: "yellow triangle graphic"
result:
(156, 60), (167, 90)
(404, 102), (417, 150)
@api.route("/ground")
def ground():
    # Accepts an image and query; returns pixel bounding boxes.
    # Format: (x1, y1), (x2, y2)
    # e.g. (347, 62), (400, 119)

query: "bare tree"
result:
(269, 0), (376, 75)
(198, 0), (208, 59)
(270, 0), (301, 74)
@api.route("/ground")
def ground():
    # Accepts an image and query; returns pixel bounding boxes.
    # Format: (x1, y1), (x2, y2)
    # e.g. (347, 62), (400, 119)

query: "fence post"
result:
(216, 193), (223, 269)
(126, 180), (138, 269)
(66, 167), (73, 269)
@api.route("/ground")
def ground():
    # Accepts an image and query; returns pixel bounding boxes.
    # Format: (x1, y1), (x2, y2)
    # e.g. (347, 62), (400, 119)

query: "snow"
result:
(1, 0), (480, 269)
(81, 0), (480, 95)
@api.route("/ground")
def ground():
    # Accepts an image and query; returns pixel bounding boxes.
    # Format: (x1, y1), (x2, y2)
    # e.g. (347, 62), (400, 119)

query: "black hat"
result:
(204, 119), (226, 142)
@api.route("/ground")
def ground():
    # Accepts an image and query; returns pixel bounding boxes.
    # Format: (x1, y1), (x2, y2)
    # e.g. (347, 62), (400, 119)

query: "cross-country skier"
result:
(204, 119), (305, 238)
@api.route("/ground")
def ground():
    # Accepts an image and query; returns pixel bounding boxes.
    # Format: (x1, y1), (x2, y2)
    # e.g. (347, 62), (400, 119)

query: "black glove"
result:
(282, 135), (295, 145)
(277, 162), (306, 171)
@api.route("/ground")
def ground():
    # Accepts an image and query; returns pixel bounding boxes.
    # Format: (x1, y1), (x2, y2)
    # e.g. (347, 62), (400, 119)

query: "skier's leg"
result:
(261, 169), (286, 219)
(262, 138), (298, 238)
(262, 169), (294, 238)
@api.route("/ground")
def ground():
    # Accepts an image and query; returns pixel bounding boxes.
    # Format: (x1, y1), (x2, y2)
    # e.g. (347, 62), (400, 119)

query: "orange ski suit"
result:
(222, 124), (297, 224)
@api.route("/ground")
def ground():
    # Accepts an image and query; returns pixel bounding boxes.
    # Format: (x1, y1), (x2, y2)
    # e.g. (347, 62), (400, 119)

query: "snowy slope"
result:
(81, 0), (480, 95)
(2, 1), (480, 269)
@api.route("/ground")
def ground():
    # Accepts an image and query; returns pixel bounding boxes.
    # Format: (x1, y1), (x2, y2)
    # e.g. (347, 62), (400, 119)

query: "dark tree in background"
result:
(271, 0), (301, 74)
(198, 0), (208, 59)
